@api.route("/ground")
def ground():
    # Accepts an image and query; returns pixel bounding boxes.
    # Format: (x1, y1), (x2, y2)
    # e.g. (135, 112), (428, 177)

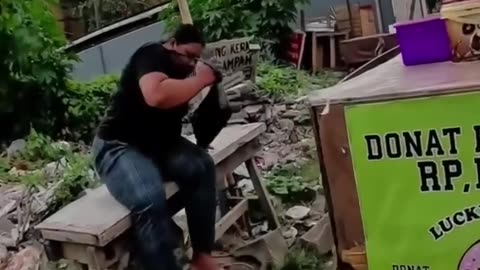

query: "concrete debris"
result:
(282, 109), (302, 119)
(300, 215), (333, 255)
(273, 104), (287, 114)
(251, 221), (268, 236)
(0, 244), (8, 266)
(256, 152), (279, 170)
(6, 140), (26, 158)
(237, 179), (255, 195)
(0, 234), (15, 248)
(244, 105), (264, 117)
(233, 164), (250, 179)
(51, 141), (71, 152)
(233, 229), (288, 270)
(0, 200), (16, 220)
(282, 226), (298, 239)
(310, 195), (327, 218)
(282, 227), (298, 247)
(4, 244), (47, 270)
(172, 209), (189, 246)
(277, 119), (294, 131)
(43, 158), (68, 179)
(285, 206), (310, 220)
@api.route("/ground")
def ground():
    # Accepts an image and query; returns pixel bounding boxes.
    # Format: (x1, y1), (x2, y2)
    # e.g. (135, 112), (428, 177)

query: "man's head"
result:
(167, 24), (205, 74)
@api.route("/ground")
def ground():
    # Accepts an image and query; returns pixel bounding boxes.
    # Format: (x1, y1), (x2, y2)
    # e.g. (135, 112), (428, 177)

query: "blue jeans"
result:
(92, 137), (217, 270)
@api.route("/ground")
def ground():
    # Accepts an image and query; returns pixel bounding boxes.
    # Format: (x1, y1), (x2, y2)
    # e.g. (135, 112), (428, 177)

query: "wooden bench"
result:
(35, 123), (280, 270)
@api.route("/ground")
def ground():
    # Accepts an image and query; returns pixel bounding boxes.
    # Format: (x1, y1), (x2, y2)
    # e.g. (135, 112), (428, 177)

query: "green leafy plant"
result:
(160, 0), (309, 56)
(0, 0), (77, 144)
(61, 75), (119, 141)
(266, 163), (320, 204)
(257, 62), (341, 100)
(20, 129), (69, 163)
(54, 152), (96, 206)
(279, 248), (327, 270)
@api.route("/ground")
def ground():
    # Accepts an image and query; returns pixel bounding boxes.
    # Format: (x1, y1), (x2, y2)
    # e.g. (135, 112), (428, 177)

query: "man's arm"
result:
(139, 63), (215, 109)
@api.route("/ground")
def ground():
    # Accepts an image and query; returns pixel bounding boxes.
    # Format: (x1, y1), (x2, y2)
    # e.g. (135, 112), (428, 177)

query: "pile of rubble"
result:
(0, 142), (96, 270)
(184, 71), (317, 171)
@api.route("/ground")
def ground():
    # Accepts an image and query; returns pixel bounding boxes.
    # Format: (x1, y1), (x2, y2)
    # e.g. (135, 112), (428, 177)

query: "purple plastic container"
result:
(394, 17), (452, 66)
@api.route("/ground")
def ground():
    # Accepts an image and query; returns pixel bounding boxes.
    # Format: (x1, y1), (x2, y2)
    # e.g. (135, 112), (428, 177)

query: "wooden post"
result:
(177, 0), (193, 24)
(374, 0), (384, 33)
(245, 159), (280, 229)
(346, 0), (353, 37)
(409, 0), (417, 20)
(93, 0), (101, 30)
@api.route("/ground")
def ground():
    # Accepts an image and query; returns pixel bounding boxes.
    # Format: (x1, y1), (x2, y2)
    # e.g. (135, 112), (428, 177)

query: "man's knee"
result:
(170, 150), (215, 187)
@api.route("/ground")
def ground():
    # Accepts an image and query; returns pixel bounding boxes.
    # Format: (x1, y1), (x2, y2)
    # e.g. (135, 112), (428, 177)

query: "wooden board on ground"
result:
(36, 123), (266, 247)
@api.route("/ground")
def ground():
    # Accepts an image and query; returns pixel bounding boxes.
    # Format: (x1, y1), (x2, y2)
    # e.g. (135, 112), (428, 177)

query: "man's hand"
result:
(195, 62), (216, 87)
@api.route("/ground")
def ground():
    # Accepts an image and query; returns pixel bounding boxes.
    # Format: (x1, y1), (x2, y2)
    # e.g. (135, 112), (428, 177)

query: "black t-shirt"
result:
(97, 42), (191, 154)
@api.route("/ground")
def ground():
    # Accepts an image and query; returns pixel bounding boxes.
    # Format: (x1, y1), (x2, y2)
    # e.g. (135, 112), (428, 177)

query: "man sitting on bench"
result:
(92, 24), (221, 270)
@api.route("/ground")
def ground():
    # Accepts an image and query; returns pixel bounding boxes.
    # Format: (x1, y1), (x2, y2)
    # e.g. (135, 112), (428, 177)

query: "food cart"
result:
(308, 55), (480, 270)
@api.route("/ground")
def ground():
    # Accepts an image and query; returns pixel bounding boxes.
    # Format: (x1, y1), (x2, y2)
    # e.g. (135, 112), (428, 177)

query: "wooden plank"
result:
(245, 159), (280, 229)
(309, 106), (342, 267)
(208, 123), (266, 164)
(36, 180), (180, 246)
(315, 105), (365, 251)
(177, 0), (193, 24)
(215, 139), (262, 188)
(308, 55), (480, 106)
(40, 229), (98, 245)
(339, 46), (400, 83)
(36, 123), (266, 246)
(214, 199), (248, 241)
(360, 6), (377, 36)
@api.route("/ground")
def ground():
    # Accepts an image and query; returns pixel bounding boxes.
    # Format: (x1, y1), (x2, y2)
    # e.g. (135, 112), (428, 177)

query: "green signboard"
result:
(345, 92), (480, 270)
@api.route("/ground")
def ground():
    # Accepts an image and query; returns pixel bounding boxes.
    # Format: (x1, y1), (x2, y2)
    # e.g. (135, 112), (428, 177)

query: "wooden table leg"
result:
(329, 35), (336, 68)
(245, 159), (280, 229)
(312, 33), (318, 74)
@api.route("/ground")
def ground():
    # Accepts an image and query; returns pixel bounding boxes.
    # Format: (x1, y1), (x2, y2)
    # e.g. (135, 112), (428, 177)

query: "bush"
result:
(256, 62), (341, 100)
(61, 75), (119, 142)
(0, 0), (77, 145)
(160, 0), (309, 56)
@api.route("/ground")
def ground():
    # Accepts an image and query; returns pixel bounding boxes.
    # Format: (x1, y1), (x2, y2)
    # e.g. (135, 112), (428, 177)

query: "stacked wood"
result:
(335, 4), (362, 38)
